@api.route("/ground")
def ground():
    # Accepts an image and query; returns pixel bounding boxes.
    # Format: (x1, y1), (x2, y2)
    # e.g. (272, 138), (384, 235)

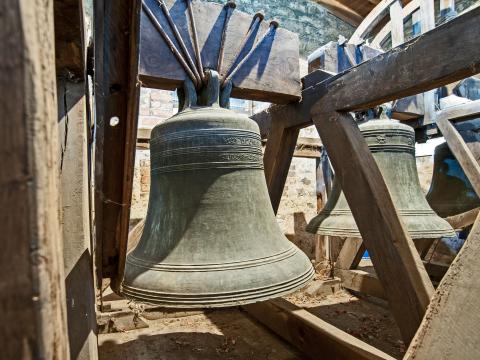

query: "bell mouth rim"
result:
(120, 266), (314, 308)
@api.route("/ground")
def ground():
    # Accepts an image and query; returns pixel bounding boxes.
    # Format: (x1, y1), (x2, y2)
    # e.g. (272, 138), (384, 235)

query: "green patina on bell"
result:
(307, 119), (456, 240)
(426, 142), (480, 218)
(122, 71), (314, 307)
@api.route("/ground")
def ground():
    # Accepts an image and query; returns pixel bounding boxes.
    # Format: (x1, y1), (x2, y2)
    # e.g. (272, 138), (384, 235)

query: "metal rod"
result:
(220, 11), (264, 84)
(186, 0), (205, 84)
(157, 0), (202, 86)
(222, 19), (278, 87)
(217, 1), (236, 75)
(142, 1), (199, 87)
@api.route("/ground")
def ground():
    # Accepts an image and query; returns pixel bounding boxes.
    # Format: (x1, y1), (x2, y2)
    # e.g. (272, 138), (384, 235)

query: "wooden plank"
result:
(419, 0), (436, 126)
(348, 0), (398, 45)
(420, 0), (435, 32)
(250, 70), (338, 138)
(243, 298), (395, 360)
(423, 261), (449, 282)
(336, 269), (386, 300)
(335, 237), (365, 270)
(438, 98), (480, 122)
(311, 110), (433, 344)
(312, 0), (364, 26)
(53, 0), (85, 78)
(263, 124), (299, 214)
(139, 0), (301, 103)
(58, 79), (98, 360)
(252, 9), (480, 133)
(389, 0), (405, 47)
(372, 0), (420, 48)
(94, 0), (141, 283)
(338, 263), (448, 299)
(0, 0), (69, 357)
(405, 213), (480, 359)
(436, 106), (480, 197)
(445, 207), (480, 230)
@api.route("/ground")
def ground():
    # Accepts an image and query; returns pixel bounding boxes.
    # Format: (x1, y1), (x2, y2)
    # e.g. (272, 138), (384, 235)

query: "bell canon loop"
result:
(307, 119), (456, 240)
(122, 71), (314, 307)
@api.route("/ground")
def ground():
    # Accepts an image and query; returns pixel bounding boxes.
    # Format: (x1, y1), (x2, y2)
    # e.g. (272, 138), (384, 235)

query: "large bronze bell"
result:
(307, 119), (456, 240)
(426, 142), (480, 217)
(122, 72), (314, 307)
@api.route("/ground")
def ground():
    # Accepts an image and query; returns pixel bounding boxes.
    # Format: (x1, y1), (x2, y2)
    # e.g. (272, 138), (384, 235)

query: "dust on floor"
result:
(99, 307), (303, 360)
(98, 286), (405, 360)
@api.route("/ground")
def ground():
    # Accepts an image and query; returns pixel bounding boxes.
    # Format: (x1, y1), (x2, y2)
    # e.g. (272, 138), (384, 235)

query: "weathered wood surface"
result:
(253, 7), (480, 133)
(263, 124), (299, 214)
(311, 110), (434, 344)
(95, 0), (141, 283)
(336, 6), (480, 112)
(335, 237), (365, 270)
(54, 0), (85, 78)
(372, 0), (421, 48)
(0, 0), (69, 357)
(58, 79), (98, 360)
(348, 0), (398, 45)
(445, 207), (480, 230)
(243, 298), (395, 360)
(139, 0), (301, 103)
(336, 269), (386, 300)
(405, 213), (480, 359)
(389, 0), (405, 47)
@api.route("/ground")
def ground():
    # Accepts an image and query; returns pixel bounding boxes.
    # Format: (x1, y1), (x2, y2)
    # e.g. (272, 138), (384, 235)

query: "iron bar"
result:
(158, 0), (202, 86)
(142, 1), (199, 87)
(185, 0), (205, 84)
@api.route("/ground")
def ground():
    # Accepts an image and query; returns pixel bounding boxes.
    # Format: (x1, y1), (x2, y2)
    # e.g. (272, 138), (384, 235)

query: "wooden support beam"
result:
(372, 0), (420, 48)
(349, 0), (398, 45)
(405, 213), (480, 359)
(435, 103), (480, 197)
(94, 0), (141, 284)
(243, 298), (396, 360)
(1, 0), (69, 357)
(311, 109), (434, 344)
(336, 269), (386, 300)
(389, 0), (405, 47)
(445, 207), (480, 230)
(338, 261), (450, 300)
(334, 237), (365, 270)
(53, 0), (85, 78)
(252, 7), (480, 133)
(312, 0), (364, 26)
(263, 124), (300, 214)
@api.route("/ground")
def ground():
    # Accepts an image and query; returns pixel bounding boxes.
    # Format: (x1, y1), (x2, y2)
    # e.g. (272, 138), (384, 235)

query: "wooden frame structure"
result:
(3, 0), (479, 357)
(248, 5), (480, 349)
(90, 0), (480, 357)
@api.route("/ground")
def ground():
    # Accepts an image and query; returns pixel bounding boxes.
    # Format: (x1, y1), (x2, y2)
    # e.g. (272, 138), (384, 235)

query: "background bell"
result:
(307, 119), (456, 241)
(426, 142), (480, 217)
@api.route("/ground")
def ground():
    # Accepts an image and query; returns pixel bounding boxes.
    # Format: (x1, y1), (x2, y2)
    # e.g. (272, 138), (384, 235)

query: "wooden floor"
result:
(98, 288), (404, 359)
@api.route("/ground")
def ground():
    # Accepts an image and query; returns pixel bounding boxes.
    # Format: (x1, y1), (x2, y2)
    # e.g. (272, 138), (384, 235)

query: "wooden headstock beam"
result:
(139, 0), (301, 103)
